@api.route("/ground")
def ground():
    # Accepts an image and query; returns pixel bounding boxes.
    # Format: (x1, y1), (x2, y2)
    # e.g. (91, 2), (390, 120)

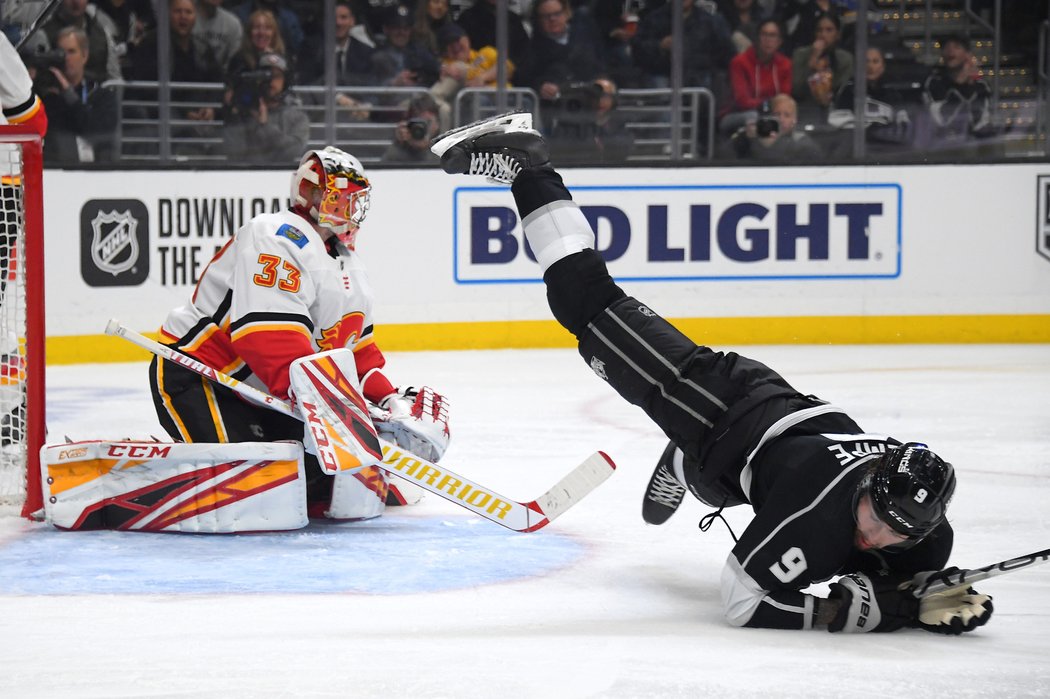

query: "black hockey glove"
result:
(827, 572), (918, 633)
(909, 569), (994, 635)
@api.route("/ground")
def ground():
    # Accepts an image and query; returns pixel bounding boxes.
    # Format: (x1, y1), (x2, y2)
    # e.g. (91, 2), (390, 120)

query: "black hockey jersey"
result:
(721, 430), (954, 630)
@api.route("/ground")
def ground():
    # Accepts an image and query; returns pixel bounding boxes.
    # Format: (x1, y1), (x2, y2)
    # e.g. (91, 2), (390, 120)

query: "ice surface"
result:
(1, 345), (1049, 698)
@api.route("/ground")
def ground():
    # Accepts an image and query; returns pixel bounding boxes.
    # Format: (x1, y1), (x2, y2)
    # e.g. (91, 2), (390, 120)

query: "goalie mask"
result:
(866, 442), (956, 542)
(291, 147), (371, 248)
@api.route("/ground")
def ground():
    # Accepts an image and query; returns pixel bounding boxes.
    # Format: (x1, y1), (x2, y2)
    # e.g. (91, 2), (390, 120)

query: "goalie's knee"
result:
(324, 466), (388, 520)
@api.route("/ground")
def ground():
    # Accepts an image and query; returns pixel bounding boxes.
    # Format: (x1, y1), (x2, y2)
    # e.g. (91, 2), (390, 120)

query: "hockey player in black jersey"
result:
(431, 112), (994, 635)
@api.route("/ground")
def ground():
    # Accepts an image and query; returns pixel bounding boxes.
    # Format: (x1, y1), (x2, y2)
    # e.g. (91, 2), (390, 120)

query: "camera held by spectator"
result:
(405, 117), (430, 141)
(222, 51), (311, 163)
(730, 94), (823, 162)
(755, 100), (779, 138)
(382, 94), (441, 164)
(229, 67), (277, 118)
(18, 47), (67, 91)
(553, 81), (605, 124)
(18, 47), (67, 72)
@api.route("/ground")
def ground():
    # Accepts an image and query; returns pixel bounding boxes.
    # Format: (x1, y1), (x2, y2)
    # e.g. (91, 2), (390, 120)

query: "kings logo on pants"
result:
(80, 199), (149, 287)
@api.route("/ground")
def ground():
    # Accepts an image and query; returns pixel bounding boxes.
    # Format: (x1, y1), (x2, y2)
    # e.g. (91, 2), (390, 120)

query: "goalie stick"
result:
(103, 320), (616, 532)
(911, 546), (1050, 598)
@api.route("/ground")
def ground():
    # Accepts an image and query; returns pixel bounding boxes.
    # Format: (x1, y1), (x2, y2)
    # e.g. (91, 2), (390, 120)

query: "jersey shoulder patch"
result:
(276, 224), (309, 248)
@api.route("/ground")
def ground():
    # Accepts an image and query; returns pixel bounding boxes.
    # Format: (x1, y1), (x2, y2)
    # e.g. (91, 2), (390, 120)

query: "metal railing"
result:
(114, 82), (432, 164)
(452, 87), (539, 130)
(617, 87), (715, 161)
(294, 86), (431, 163)
(111, 81), (716, 165)
(114, 81), (226, 163)
(1039, 16), (1050, 155)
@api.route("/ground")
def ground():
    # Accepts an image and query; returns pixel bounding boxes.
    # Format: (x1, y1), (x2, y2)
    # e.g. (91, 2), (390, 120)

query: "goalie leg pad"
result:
(326, 465), (388, 520)
(289, 349), (382, 474)
(41, 441), (308, 532)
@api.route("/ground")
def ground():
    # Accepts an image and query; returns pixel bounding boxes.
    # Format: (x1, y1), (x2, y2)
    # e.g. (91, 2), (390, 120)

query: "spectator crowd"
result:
(4, 0), (1016, 166)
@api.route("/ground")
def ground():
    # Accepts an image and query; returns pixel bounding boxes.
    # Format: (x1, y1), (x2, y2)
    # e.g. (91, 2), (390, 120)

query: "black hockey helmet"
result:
(868, 442), (955, 539)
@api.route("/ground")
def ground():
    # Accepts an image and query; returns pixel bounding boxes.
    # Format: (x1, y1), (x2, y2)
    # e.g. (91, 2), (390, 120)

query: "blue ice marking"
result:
(0, 515), (583, 595)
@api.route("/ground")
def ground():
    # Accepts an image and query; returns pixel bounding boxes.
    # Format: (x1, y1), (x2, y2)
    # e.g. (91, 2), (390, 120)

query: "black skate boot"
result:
(430, 111), (549, 184)
(642, 440), (687, 525)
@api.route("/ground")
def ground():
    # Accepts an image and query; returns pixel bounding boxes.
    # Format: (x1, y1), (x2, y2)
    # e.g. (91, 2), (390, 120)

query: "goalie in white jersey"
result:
(149, 146), (446, 518)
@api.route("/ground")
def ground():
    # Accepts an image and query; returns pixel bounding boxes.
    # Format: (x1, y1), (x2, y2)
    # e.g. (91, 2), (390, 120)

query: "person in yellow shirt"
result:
(436, 23), (513, 90)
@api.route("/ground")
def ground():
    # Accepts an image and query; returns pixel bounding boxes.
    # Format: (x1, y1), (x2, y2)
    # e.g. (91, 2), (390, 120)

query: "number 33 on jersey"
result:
(160, 212), (382, 401)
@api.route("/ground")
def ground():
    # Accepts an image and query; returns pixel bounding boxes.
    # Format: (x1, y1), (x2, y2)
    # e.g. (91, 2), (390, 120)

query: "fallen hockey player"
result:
(426, 111), (994, 635)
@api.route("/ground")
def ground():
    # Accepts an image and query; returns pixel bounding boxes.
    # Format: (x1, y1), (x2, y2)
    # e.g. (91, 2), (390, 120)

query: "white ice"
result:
(2, 344), (1049, 698)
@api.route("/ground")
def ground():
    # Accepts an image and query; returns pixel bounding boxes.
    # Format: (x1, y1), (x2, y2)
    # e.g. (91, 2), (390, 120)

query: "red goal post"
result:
(0, 125), (46, 519)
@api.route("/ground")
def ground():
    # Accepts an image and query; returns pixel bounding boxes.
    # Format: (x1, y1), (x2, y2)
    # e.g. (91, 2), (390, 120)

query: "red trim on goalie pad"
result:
(353, 466), (389, 502)
(64, 460), (299, 531)
(303, 361), (382, 460)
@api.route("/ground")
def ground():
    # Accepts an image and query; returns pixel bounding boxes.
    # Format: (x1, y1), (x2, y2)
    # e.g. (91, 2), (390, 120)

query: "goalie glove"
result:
(374, 386), (450, 462)
(909, 569), (994, 635)
(827, 572), (919, 633)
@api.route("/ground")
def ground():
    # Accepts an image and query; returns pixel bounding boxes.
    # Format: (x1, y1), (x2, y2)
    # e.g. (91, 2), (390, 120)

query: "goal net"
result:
(0, 127), (45, 518)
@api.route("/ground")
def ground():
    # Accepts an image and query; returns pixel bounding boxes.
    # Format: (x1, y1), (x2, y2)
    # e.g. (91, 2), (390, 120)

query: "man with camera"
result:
(33, 0), (122, 82)
(382, 93), (441, 164)
(36, 26), (118, 164)
(223, 51), (309, 164)
(729, 93), (823, 162)
(546, 77), (633, 165)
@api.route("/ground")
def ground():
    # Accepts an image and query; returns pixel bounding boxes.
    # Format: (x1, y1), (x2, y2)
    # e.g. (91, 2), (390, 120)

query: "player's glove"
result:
(827, 572), (919, 633)
(909, 568), (994, 635)
(374, 386), (450, 462)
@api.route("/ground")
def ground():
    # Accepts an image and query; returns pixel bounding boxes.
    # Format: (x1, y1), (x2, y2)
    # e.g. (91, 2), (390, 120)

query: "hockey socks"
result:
(512, 168), (594, 273)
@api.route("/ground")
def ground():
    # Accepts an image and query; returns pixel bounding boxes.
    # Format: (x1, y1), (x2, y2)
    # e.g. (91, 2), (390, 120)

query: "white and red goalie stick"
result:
(104, 320), (616, 532)
(911, 547), (1050, 598)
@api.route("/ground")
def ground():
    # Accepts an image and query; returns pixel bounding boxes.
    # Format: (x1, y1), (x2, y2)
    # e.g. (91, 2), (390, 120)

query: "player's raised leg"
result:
(433, 114), (734, 466)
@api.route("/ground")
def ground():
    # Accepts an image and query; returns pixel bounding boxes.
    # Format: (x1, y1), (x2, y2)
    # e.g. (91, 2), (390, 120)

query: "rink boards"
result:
(40, 163), (1050, 363)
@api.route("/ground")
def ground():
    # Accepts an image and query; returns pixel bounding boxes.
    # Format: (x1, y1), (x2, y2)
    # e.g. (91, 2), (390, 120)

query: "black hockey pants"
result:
(511, 168), (824, 503)
(149, 354), (332, 502)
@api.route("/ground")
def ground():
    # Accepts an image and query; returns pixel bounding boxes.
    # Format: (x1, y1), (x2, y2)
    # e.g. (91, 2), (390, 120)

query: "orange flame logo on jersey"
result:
(318, 313), (365, 353)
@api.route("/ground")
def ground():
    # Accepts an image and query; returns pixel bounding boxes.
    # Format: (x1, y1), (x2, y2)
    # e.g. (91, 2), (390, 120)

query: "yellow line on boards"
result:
(45, 315), (1050, 365)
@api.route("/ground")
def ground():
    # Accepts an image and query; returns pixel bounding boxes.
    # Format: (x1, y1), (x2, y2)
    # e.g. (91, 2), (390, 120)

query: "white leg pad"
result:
(326, 465), (387, 520)
(289, 348), (383, 474)
(521, 200), (595, 272)
(40, 440), (308, 532)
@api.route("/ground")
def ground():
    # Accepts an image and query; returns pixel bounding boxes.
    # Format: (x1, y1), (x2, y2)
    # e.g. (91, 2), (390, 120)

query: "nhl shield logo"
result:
(90, 210), (139, 275)
(80, 199), (149, 287)
(1038, 175), (1050, 264)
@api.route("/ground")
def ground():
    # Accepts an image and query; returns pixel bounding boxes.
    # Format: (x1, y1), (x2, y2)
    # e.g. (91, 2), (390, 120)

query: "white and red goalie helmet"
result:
(291, 146), (371, 248)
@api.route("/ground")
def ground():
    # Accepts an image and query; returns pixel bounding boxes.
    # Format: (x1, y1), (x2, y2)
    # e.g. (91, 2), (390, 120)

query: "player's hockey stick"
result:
(104, 320), (615, 532)
(912, 547), (1050, 598)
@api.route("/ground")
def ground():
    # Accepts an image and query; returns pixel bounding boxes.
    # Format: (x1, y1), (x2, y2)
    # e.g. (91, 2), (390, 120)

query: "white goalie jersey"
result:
(159, 209), (395, 403)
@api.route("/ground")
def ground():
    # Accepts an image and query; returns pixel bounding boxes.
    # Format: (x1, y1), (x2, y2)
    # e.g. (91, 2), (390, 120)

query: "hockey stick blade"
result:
(525, 451), (616, 530)
(105, 320), (616, 532)
(382, 445), (615, 532)
(912, 546), (1050, 598)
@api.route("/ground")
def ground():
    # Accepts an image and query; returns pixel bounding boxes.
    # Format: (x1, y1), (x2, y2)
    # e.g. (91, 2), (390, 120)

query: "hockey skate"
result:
(642, 441), (687, 525)
(430, 111), (549, 184)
